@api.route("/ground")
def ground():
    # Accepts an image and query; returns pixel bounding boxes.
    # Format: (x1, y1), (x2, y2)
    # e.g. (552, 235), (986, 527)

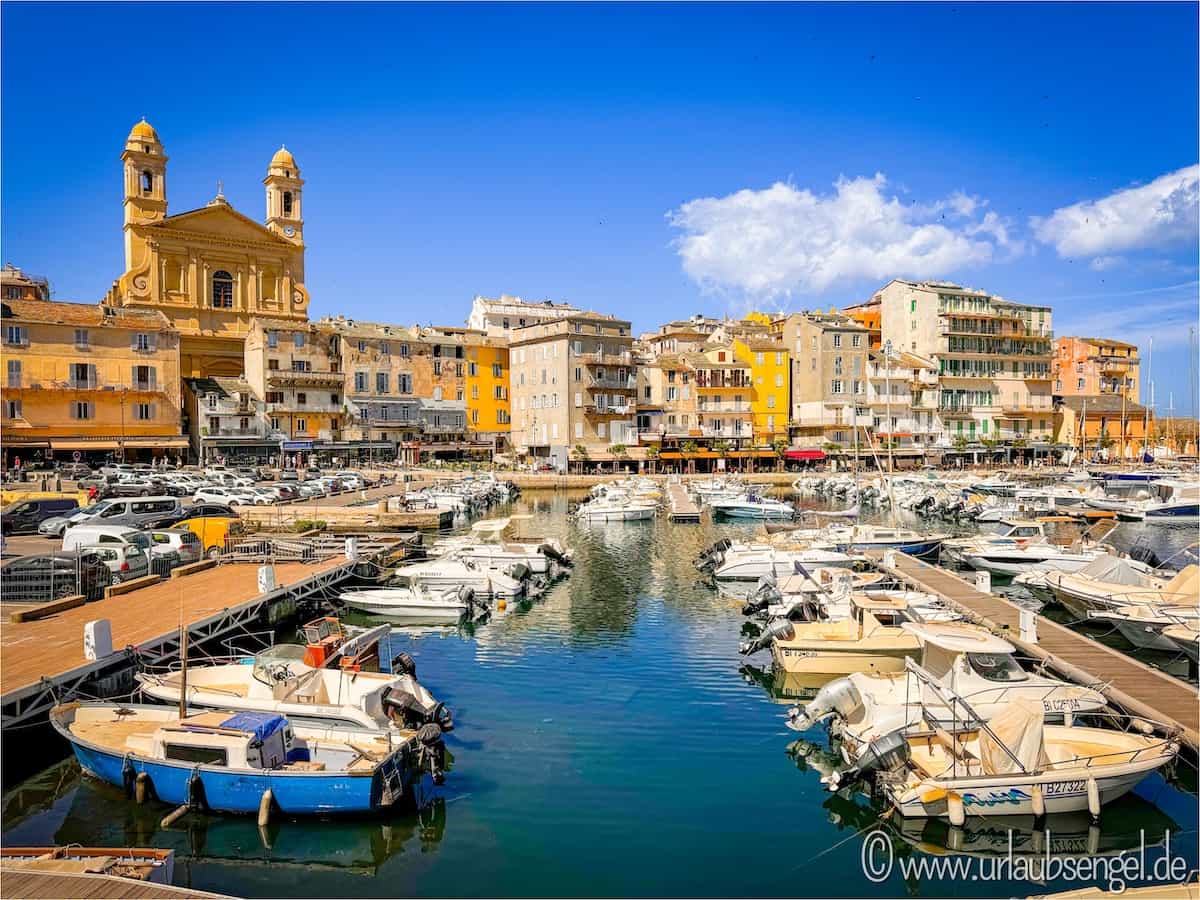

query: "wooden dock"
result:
(1, 556), (355, 728)
(0, 867), (232, 899)
(667, 483), (701, 522)
(870, 551), (1200, 753)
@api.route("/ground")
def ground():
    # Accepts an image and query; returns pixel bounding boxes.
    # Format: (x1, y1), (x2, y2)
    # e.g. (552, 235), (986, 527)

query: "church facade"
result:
(102, 120), (310, 379)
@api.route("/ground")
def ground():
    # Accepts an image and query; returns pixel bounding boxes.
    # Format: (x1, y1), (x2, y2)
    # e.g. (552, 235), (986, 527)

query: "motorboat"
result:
(821, 524), (948, 560)
(1161, 623), (1200, 662)
(1088, 603), (1200, 652)
(940, 519), (1051, 566)
(739, 568), (889, 617)
(1088, 479), (1200, 523)
(1095, 468), (1183, 483)
(575, 496), (657, 521)
(961, 544), (1110, 578)
(829, 678), (1178, 821)
(739, 594), (924, 678)
(787, 622), (1107, 744)
(340, 585), (483, 624)
(433, 517), (572, 576)
(1044, 560), (1193, 620)
(52, 703), (447, 815)
(390, 556), (530, 600)
(0, 847), (175, 887)
(711, 545), (856, 581)
(709, 493), (796, 520)
(137, 626), (453, 733)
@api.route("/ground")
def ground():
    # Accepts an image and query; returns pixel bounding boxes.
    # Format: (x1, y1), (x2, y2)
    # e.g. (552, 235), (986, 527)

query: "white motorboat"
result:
(390, 557), (527, 600)
(940, 519), (1050, 566)
(137, 643), (453, 733)
(1162, 623), (1200, 662)
(961, 544), (1109, 578)
(1089, 479), (1200, 522)
(1043, 559), (1191, 620)
(341, 584), (480, 623)
(434, 517), (572, 576)
(709, 494), (796, 520)
(712, 545), (856, 581)
(1088, 603), (1200, 652)
(788, 622), (1107, 742)
(575, 497), (657, 521)
(825, 668), (1179, 821)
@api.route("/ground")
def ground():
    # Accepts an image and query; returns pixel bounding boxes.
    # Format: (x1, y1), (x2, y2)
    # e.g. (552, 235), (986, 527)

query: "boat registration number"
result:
(1042, 698), (1083, 712)
(1043, 780), (1087, 797)
(781, 649), (817, 658)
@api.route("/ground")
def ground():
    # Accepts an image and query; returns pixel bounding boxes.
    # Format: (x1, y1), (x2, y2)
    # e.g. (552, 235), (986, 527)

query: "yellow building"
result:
(732, 336), (789, 444)
(103, 120), (310, 378)
(1, 298), (186, 464)
(243, 319), (343, 451)
(465, 338), (511, 450)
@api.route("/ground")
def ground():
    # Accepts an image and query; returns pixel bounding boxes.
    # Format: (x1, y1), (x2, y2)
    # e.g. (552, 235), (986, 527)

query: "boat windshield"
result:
(252, 644), (307, 685)
(966, 652), (1028, 682)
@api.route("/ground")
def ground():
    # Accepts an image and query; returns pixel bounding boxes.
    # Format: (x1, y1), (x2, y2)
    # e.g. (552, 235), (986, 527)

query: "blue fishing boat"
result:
(51, 703), (445, 816)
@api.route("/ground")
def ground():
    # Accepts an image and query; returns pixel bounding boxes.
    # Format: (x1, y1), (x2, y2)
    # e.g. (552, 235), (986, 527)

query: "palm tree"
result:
(645, 444), (660, 474)
(680, 440), (699, 475)
(772, 437), (789, 472)
(571, 443), (589, 474)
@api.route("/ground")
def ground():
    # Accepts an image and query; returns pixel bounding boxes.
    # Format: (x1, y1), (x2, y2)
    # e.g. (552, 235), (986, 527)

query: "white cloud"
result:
(667, 174), (1012, 299)
(1032, 164), (1200, 258)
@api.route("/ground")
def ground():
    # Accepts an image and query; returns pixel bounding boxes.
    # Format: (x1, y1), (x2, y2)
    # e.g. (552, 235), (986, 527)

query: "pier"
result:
(870, 551), (1200, 753)
(666, 482), (702, 522)
(0, 555), (365, 730)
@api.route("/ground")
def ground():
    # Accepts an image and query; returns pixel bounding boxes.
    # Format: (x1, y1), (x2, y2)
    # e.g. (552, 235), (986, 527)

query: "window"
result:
(267, 331), (278, 348)
(832, 333), (842, 348)
(296, 392), (307, 406)
(397, 373), (412, 394)
(295, 418), (307, 433)
(330, 393), (339, 405)
(134, 332), (153, 352)
(75, 328), (90, 348)
(433, 386), (443, 401)
(270, 416), (281, 430)
(134, 403), (154, 421)
(492, 363), (503, 378)
(266, 391), (284, 403)
(399, 343), (410, 357)
(775, 373), (783, 388)
(830, 380), (844, 395)
(380, 341), (390, 355)
(211, 270), (234, 308)
(132, 365), (155, 390)
(282, 191), (293, 216)
(71, 401), (93, 420)
(5, 399), (20, 418)
(294, 332), (305, 348)
(852, 334), (861, 348)
(70, 363), (95, 388)
(4, 325), (26, 345)
(141, 170), (154, 193)
(268, 358), (280, 371)
(354, 372), (368, 392)
(756, 352), (764, 365)
(6, 359), (20, 388)
(456, 363), (464, 377)
(376, 372), (388, 393)
(291, 360), (310, 372)
(1077, 378), (1085, 390)
(767, 396), (776, 409)
(433, 360), (442, 376)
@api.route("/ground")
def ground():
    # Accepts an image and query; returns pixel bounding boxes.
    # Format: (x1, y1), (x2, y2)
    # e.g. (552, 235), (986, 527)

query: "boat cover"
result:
(979, 698), (1047, 776)
(1163, 565), (1199, 598)
(1073, 554), (1151, 587)
(220, 712), (287, 742)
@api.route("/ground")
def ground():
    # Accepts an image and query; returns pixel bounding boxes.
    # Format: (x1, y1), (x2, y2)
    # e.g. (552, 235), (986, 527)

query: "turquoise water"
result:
(3, 493), (1196, 897)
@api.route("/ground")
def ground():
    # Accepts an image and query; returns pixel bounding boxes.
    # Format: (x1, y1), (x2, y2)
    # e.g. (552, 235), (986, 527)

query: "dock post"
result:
(83, 619), (112, 661)
(973, 570), (991, 594)
(1019, 607), (1038, 643)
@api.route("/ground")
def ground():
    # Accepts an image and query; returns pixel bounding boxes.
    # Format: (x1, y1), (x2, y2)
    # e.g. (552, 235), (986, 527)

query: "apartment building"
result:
(465, 338), (511, 451)
(0, 264), (50, 301)
(689, 344), (755, 445)
(639, 315), (724, 358)
(877, 280), (1054, 445)
(635, 353), (697, 443)
(1, 299), (186, 464)
(466, 294), (581, 338)
(509, 312), (635, 468)
(842, 299), (882, 350)
(864, 349), (940, 452)
(775, 312), (872, 450)
(1053, 336), (1140, 401)
(244, 319), (345, 455)
(185, 375), (274, 463)
(731, 336), (789, 445)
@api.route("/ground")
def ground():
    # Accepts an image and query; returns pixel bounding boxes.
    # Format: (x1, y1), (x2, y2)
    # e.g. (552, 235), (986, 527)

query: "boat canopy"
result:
(979, 699), (1048, 776)
(219, 712), (288, 743)
(1163, 565), (1199, 597)
(1074, 554), (1154, 586)
(902, 622), (1014, 655)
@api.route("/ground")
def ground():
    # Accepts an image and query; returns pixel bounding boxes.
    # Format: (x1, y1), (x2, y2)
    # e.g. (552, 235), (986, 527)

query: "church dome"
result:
(128, 119), (159, 142)
(270, 146), (298, 169)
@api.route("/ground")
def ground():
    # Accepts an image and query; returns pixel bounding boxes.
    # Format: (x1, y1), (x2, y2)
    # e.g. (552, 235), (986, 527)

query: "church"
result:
(102, 119), (311, 378)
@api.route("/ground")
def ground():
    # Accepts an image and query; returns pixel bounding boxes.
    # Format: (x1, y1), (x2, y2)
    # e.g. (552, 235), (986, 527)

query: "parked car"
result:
(278, 469), (299, 483)
(193, 486), (256, 506)
(106, 477), (160, 497)
(1, 497), (81, 535)
(0, 551), (112, 602)
(59, 463), (94, 480)
(39, 501), (108, 538)
(147, 528), (203, 566)
(333, 472), (365, 490)
(295, 482), (325, 498)
(61, 496), (182, 531)
(83, 543), (152, 583)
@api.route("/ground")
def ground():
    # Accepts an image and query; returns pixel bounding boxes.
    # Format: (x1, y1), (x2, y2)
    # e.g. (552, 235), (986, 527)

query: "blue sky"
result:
(3, 2), (1197, 411)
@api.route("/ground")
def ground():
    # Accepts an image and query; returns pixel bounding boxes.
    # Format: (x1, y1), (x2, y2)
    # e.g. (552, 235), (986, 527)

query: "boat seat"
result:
(283, 760), (326, 772)
(290, 669), (330, 705)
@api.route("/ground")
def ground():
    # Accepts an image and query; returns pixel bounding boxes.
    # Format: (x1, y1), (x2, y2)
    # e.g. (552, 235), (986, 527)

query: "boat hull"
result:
(772, 644), (916, 677)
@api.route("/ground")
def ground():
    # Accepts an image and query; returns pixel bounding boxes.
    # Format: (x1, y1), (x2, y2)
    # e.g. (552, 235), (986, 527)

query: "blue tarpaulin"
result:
(220, 712), (287, 742)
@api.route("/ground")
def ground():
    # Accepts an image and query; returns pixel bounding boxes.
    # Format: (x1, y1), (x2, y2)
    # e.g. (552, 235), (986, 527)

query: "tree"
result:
(772, 437), (789, 472)
(645, 444), (660, 474)
(980, 437), (1000, 468)
(822, 441), (843, 453)
(571, 443), (589, 474)
(952, 435), (969, 453)
(680, 440), (699, 474)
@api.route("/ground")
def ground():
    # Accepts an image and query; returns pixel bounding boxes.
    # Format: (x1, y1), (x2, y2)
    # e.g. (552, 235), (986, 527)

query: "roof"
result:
(1075, 336), (1138, 350)
(185, 376), (250, 399)
(1, 299), (173, 330)
(270, 146), (297, 168)
(1056, 395), (1148, 415)
(902, 622), (1015, 654)
(129, 119), (159, 141)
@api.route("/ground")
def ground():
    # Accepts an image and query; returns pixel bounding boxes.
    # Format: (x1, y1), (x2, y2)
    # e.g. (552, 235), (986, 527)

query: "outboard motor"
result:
(820, 729), (910, 792)
(508, 562), (531, 583)
(538, 542), (572, 567)
(738, 618), (795, 655)
(695, 538), (731, 572)
(785, 677), (863, 732)
(416, 723), (447, 785)
(741, 573), (782, 615)
(382, 677), (454, 732)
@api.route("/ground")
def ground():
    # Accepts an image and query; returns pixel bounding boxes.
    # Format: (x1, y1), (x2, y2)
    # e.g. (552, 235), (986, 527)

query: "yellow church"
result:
(102, 120), (311, 378)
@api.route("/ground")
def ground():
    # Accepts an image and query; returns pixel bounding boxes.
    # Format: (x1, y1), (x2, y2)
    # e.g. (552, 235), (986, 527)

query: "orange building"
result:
(842, 299), (882, 350)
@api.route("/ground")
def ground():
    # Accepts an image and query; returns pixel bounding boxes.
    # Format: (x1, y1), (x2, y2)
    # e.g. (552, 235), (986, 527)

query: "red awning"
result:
(784, 449), (826, 461)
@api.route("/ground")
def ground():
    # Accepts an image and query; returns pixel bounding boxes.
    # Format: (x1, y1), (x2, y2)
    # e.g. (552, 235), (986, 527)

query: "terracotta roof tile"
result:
(1, 299), (173, 330)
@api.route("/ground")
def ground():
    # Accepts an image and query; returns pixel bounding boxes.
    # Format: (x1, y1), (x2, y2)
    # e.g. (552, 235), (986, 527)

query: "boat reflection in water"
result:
(739, 661), (840, 703)
(785, 736), (1180, 873)
(2, 758), (448, 878)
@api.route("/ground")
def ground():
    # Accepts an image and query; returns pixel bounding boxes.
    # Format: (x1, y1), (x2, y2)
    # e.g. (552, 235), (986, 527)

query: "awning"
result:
(122, 437), (190, 448)
(281, 440), (314, 451)
(1, 439), (50, 448)
(48, 437), (190, 450)
(785, 449), (827, 461)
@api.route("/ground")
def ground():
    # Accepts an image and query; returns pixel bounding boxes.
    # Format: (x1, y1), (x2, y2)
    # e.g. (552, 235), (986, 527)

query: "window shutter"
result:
(132, 365), (138, 387)
(131, 333), (139, 350)
(88, 364), (97, 388)
(149, 368), (157, 389)
(150, 403), (157, 420)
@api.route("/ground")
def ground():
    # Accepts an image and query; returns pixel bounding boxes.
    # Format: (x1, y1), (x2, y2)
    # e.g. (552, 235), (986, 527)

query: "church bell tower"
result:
(264, 146), (304, 247)
(122, 119), (168, 270)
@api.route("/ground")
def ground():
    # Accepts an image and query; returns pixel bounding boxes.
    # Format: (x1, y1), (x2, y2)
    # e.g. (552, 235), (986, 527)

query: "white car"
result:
(147, 528), (203, 566)
(245, 487), (278, 505)
(334, 472), (365, 490)
(83, 544), (151, 583)
(296, 482), (326, 498)
(193, 487), (257, 506)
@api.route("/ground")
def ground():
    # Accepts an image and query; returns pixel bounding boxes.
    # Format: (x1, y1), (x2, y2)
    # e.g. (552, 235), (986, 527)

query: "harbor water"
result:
(3, 491), (1197, 898)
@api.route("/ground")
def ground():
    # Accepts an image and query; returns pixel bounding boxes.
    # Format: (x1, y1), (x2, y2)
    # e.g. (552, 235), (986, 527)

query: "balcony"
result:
(587, 374), (637, 391)
(267, 370), (345, 388)
(699, 427), (750, 439)
(577, 351), (633, 367)
(584, 404), (634, 417)
(266, 401), (343, 414)
(697, 403), (751, 414)
(202, 427), (268, 439)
